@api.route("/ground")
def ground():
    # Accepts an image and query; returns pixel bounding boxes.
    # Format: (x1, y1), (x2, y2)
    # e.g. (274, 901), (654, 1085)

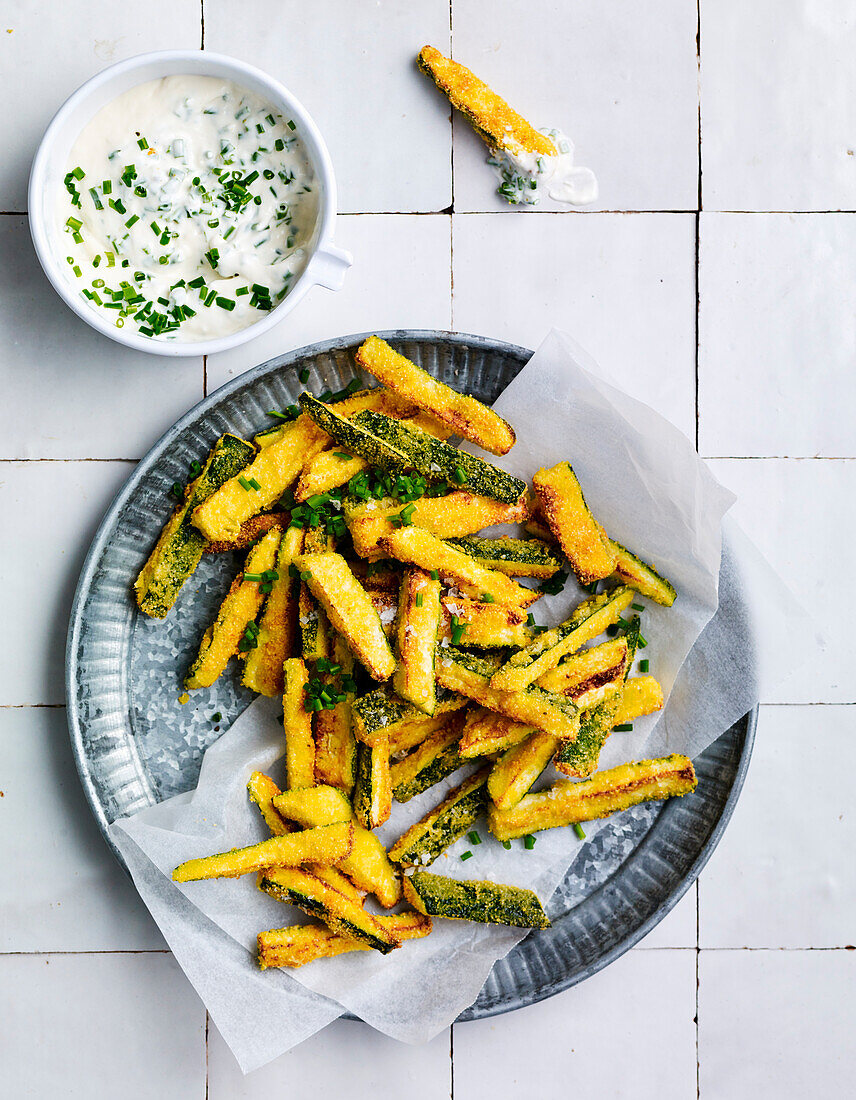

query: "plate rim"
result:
(65, 328), (756, 1020)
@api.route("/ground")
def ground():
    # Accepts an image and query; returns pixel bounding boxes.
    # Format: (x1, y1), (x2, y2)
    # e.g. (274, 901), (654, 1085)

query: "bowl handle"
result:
(310, 242), (353, 291)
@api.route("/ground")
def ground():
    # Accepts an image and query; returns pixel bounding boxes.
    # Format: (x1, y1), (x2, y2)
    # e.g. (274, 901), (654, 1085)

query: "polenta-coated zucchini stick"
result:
(135, 433), (256, 618)
(203, 512), (290, 555)
(403, 871), (550, 930)
(445, 535), (563, 579)
(257, 910), (432, 969)
(615, 675), (664, 726)
(283, 658), (316, 789)
(184, 527), (282, 690)
(313, 636), (359, 794)
(242, 525), (303, 696)
(439, 597), (531, 649)
(393, 569), (442, 714)
(352, 685), (468, 748)
(417, 46), (557, 163)
(172, 821), (354, 883)
(391, 711), (468, 803)
(459, 708), (534, 759)
(488, 755), (698, 841)
(297, 551), (397, 681)
(608, 540), (677, 606)
(532, 462), (617, 585)
(355, 336), (516, 456)
(388, 766), (490, 866)
(487, 729), (559, 812)
(353, 737), (393, 829)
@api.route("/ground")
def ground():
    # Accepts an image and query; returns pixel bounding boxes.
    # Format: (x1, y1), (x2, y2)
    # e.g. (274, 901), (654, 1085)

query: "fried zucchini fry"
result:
(313, 636), (358, 794)
(490, 587), (634, 693)
(272, 783), (401, 907)
(532, 462), (617, 584)
(257, 911), (432, 968)
(379, 527), (539, 609)
(203, 511), (289, 555)
(297, 527), (333, 662)
(439, 597), (531, 649)
(436, 647), (580, 740)
(487, 729), (559, 812)
(459, 707), (533, 759)
(615, 675), (664, 725)
(299, 393), (410, 471)
(136, 433), (256, 617)
(172, 821), (354, 883)
(388, 766), (491, 867)
(355, 335), (516, 456)
(608, 540), (677, 606)
(403, 870), (550, 929)
(247, 771), (292, 836)
(391, 712), (467, 803)
(536, 637), (629, 696)
(418, 45), (556, 160)
(488, 755), (698, 841)
(445, 536), (563, 579)
(296, 551), (396, 681)
(184, 527), (282, 689)
(393, 569), (442, 714)
(346, 491), (528, 560)
(296, 449), (369, 502)
(258, 866), (400, 953)
(352, 685), (468, 748)
(353, 737), (393, 829)
(192, 415), (326, 542)
(283, 658), (316, 789)
(242, 525), (303, 696)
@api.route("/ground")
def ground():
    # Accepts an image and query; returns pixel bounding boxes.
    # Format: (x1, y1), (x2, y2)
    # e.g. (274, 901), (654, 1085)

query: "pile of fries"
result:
(137, 335), (697, 969)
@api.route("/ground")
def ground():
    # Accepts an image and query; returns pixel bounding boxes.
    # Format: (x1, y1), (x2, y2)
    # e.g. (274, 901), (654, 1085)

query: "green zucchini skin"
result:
(392, 739), (467, 803)
(388, 767), (490, 866)
(299, 393), (409, 471)
(352, 685), (467, 745)
(445, 536), (563, 577)
(610, 541), (677, 606)
(352, 739), (391, 829)
(404, 871), (550, 929)
(135, 433), (256, 619)
(353, 411), (527, 505)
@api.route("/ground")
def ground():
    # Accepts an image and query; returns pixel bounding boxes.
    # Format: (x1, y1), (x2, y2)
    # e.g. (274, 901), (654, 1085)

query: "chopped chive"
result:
(460, 851), (473, 861)
(573, 823), (586, 840)
(632, 603), (645, 612)
(211, 712), (222, 722)
(430, 570), (439, 581)
(216, 296), (235, 311)
(606, 623), (620, 637)
(468, 831), (481, 845)
(248, 477), (261, 490)
(526, 613), (536, 627)
(452, 466), (468, 485)
(204, 290), (217, 307)
(72, 265), (82, 277)
(333, 452), (352, 461)
(501, 840), (512, 850)
(415, 592), (423, 608)
(274, 138), (285, 151)
(170, 482), (183, 499)
(71, 166), (85, 180)
(137, 136), (148, 149)
(65, 216), (82, 231)
(299, 367), (310, 383)
(640, 658), (650, 673)
(125, 214), (140, 228)
(523, 834), (536, 850)
(481, 593), (495, 604)
(244, 572), (263, 581)
(287, 119), (296, 130)
(236, 286), (250, 296)
(238, 476), (253, 491)
(188, 276), (205, 289)
(614, 723), (634, 732)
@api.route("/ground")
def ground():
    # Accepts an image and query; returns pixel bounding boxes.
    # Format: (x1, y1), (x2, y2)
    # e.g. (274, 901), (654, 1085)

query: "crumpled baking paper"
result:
(111, 328), (810, 1073)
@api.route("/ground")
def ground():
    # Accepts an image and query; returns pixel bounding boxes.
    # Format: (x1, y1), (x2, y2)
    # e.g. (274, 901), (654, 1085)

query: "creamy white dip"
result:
(58, 75), (318, 341)
(488, 127), (598, 207)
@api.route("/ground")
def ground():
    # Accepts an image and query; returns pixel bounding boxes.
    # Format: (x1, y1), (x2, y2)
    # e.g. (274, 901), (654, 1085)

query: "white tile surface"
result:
(700, 705), (855, 948)
(452, 212), (697, 437)
(208, 1018), (451, 1098)
(204, 1), (452, 214)
(701, 1), (856, 211)
(0, 707), (164, 951)
(454, 948), (697, 1099)
(0, 460), (133, 706)
(451, 0), (700, 212)
(0, 952), (205, 1098)
(0, 3), (202, 211)
(0, 217), (203, 460)
(206, 213), (451, 390)
(699, 950), (856, 1099)
(699, 214), (856, 458)
(637, 881), (697, 950)
(708, 459), (855, 703)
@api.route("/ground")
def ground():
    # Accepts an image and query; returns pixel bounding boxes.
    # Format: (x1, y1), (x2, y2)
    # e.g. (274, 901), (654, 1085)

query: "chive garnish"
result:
(638, 634), (649, 648)
(468, 831), (481, 845)
(523, 834), (536, 850)
(244, 573), (263, 581)
(125, 214), (139, 228)
(211, 712), (222, 722)
(238, 476), (253, 491)
(287, 119), (296, 130)
(299, 368), (310, 383)
(460, 851), (473, 862)
(333, 452), (352, 461)
(481, 593), (495, 604)
(632, 603), (645, 612)
(614, 723), (634, 732)
(452, 466), (468, 485)
(573, 824), (586, 840)
(501, 840), (512, 850)
(640, 658), (649, 673)
(415, 592), (423, 607)
(216, 296), (235, 311)
(430, 570), (439, 581)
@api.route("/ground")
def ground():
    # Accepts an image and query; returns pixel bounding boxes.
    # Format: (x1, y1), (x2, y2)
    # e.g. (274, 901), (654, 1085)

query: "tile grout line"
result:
(695, 879), (701, 1099)
(200, 0), (205, 51)
(204, 1010), (210, 1099)
(450, 1020), (455, 1100)
(3, 946), (854, 958)
(696, 10), (702, 1092)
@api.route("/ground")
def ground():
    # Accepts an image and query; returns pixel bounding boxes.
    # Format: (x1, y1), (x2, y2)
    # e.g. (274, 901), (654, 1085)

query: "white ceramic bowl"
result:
(29, 50), (352, 358)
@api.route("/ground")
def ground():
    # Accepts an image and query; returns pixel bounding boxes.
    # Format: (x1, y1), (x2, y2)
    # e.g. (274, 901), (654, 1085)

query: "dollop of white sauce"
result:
(488, 128), (598, 207)
(57, 75), (319, 341)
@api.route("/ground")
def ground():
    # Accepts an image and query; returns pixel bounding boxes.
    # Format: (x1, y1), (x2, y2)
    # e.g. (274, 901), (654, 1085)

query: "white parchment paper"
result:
(111, 329), (811, 1073)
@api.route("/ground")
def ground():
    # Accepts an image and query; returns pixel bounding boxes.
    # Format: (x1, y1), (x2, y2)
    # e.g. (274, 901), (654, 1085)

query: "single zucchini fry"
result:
(354, 411), (526, 505)
(184, 528), (281, 689)
(388, 767), (490, 866)
(247, 771), (292, 836)
(355, 335), (516, 456)
(488, 755), (698, 841)
(172, 821), (354, 883)
(490, 587), (634, 693)
(488, 729), (559, 811)
(272, 783), (401, 907)
(192, 415), (326, 542)
(296, 551), (396, 681)
(532, 462), (617, 584)
(379, 527), (539, 608)
(283, 658), (315, 789)
(352, 685), (468, 747)
(536, 637), (629, 696)
(391, 712), (467, 803)
(403, 870), (550, 929)
(615, 675), (664, 725)
(459, 708), (534, 759)
(435, 647), (580, 740)
(299, 393), (410, 471)
(242, 525), (303, 696)
(353, 737), (393, 829)
(297, 526), (333, 663)
(608, 540), (677, 606)
(440, 597), (531, 649)
(346, 490), (528, 560)
(297, 449), (368, 502)
(393, 569), (442, 714)
(313, 635), (358, 795)
(258, 866), (400, 953)
(203, 512), (289, 555)
(418, 45), (556, 161)
(135, 433), (255, 618)
(445, 536), (563, 579)
(554, 693), (623, 779)
(257, 911), (432, 969)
